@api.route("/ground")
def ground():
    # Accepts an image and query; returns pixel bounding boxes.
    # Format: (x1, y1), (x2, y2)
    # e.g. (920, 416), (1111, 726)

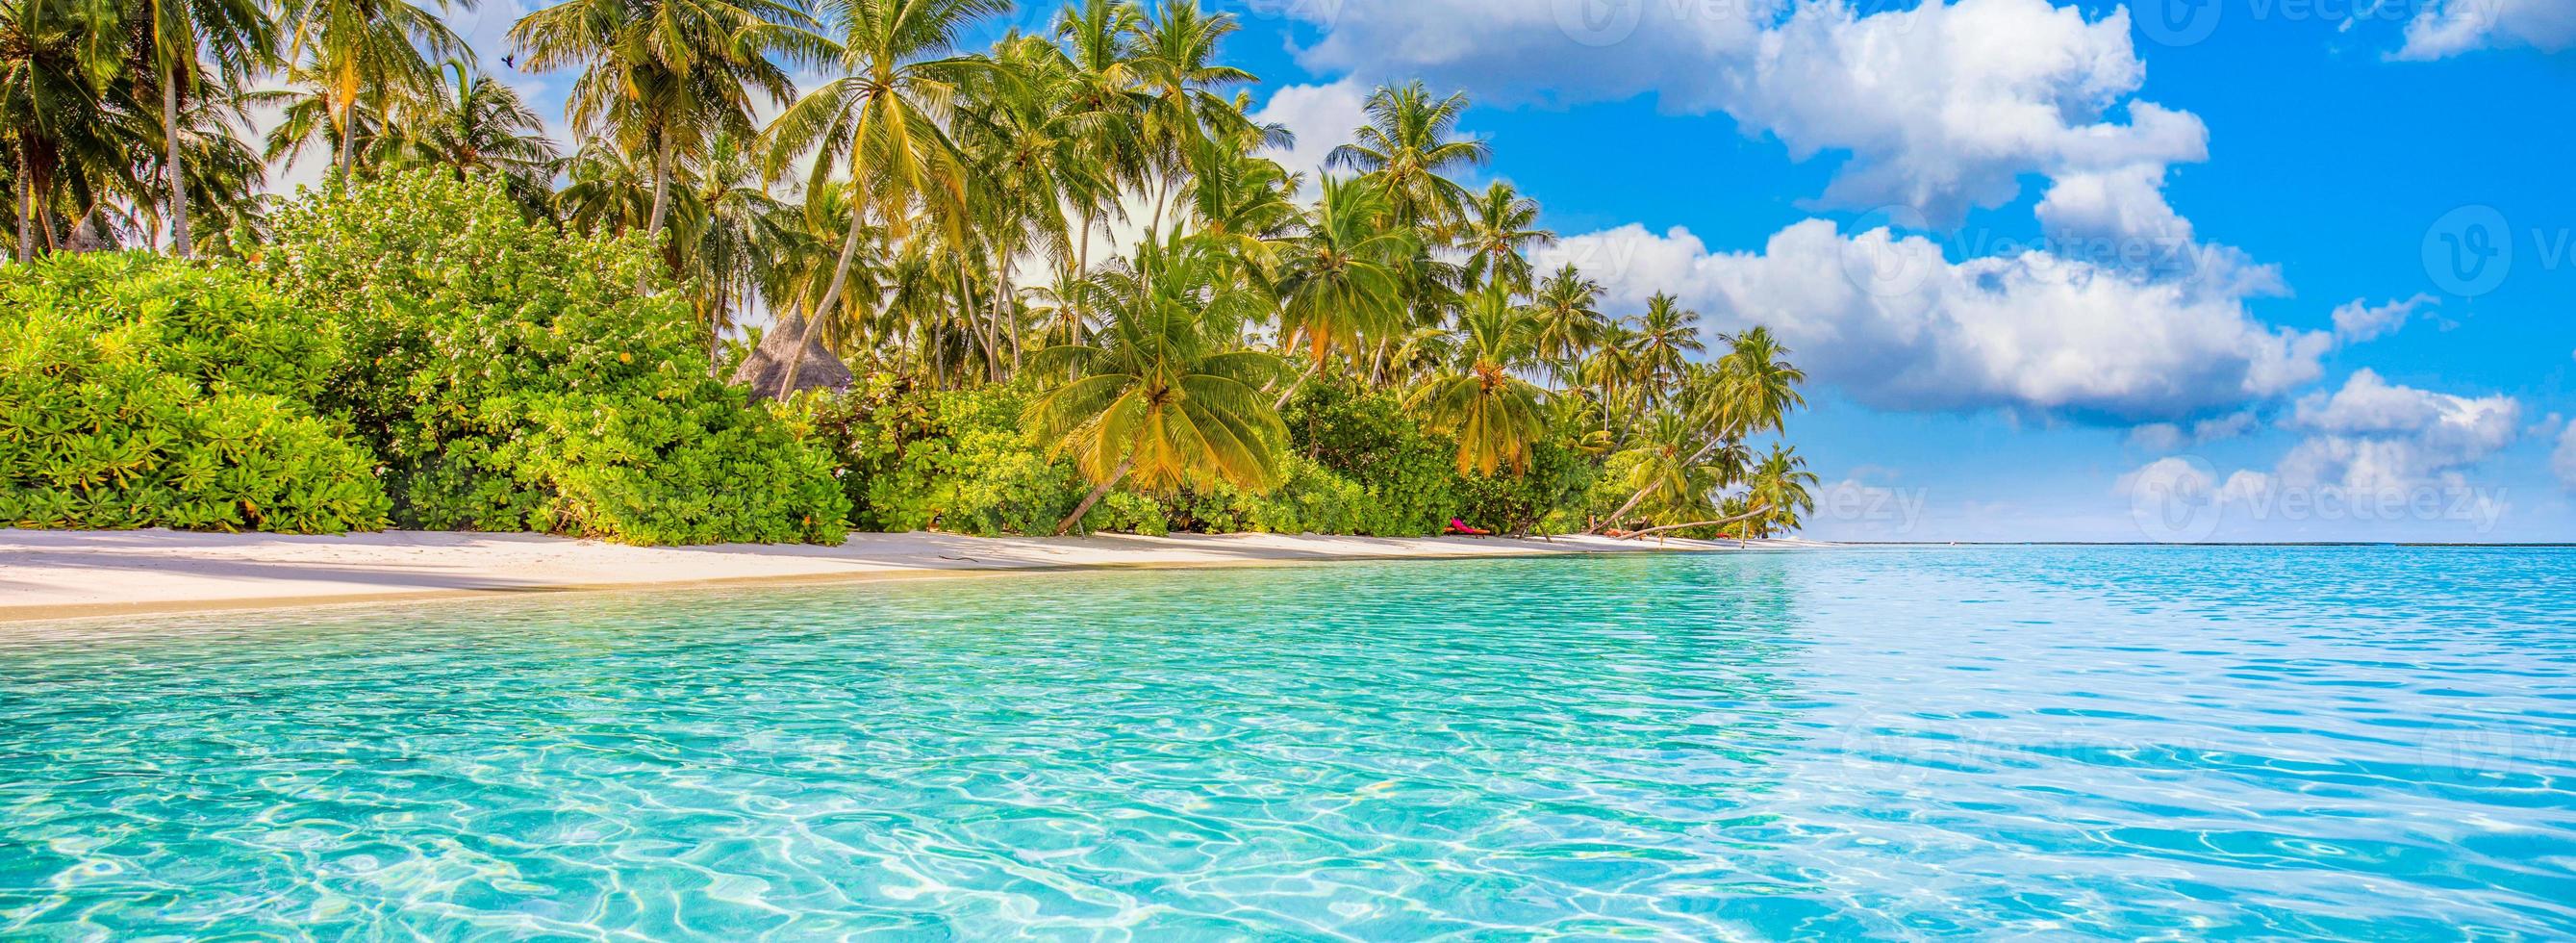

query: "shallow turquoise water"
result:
(4, 546), (2574, 938)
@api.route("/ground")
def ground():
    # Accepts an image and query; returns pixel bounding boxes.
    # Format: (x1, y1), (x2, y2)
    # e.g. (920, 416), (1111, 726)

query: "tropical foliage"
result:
(2, 0), (1819, 542)
(0, 252), (390, 532)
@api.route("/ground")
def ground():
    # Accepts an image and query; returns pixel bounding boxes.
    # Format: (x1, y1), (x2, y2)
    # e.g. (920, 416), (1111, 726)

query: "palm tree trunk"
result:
(639, 131), (673, 294)
(338, 107), (358, 175)
(644, 130), (673, 237)
(163, 59), (192, 258)
(15, 150), (36, 264)
(960, 253), (997, 383)
(1054, 458), (1133, 536)
(1587, 438), (1726, 535)
(996, 253), (1021, 374)
(1071, 205), (1094, 345)
(1274, 357), (1323, 411)
(1614, 505), (1766, 541)
(776, 204), (870, 400)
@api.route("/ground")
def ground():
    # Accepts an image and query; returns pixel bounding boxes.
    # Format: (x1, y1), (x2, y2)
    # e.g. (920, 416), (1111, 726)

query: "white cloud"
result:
(2392, 0), (2576, 59)
(2330, 293), (2438, 343)
(1288, 0), (2203, 229)
(1251, 79), (1372, 187)
(2555, 421), (2576, 493)
(2128, 410), (2259, 451)
(2269, 369), (2521, 493)
(1532, 218), (2328, 421)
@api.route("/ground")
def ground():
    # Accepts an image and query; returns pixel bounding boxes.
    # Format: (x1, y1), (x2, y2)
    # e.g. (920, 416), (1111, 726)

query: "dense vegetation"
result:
(2, 0), (1821, 544)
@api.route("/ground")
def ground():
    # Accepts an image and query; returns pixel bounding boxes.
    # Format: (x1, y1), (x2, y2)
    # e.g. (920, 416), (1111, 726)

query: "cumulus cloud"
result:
(2392, 0), (2576, 59)
(2555, 422), (2576, 493)
(1250, 79), (1374, 188)
(2128, 411), (2259, 451)
(1531, 219), (2327, 421)
(2261, 370), (2521, 494)
(1288, 0), (2203, 228)
(2331, 293), (2439, 343)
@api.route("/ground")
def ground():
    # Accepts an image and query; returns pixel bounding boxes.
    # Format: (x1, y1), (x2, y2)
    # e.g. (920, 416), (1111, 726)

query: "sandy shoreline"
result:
(0, 528), (1811, 623)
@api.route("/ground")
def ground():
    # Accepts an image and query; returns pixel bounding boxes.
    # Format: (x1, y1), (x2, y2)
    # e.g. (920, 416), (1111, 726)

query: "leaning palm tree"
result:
(1270, 174), (1414, 406)
(760, 0), (1002, 397)
(1609, 408), (1734, 525)
(1588, 328), (1805, 534)
(1326, 81), (1487, 233)
(1459, 180), (1550, 293)
(135, 0), (272, 257)
(1407, 283), (1550, 475)
(1027, 239), (1287, 535)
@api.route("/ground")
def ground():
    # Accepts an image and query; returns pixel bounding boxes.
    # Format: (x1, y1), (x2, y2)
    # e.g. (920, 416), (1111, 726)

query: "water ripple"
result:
(3, 546), (2574, 938)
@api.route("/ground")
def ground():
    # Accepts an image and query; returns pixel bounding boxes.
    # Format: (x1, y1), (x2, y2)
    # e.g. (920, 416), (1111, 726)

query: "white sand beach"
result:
(0, 528), (1814, 622)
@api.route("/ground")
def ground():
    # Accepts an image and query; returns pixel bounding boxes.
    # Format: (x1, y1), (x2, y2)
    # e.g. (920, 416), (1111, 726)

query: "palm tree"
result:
(3, 0), (122, 260)
(135, 0), (271, 257)
(1578, 317), (1643, 426)
(955, 32), (1112, 379)
(1271, 174), (1413, 406)
(556, 139), (655, 233)
(1459, 180), (1549, 293)
(1407, 283), (1549, 475)
(759, 0), (1002, 397)
(1526, 263), (1604, 379)
(672, 131), (796, 360)
(253, 44), (392, 174)
(1027, 239), (1287, 534)
(1588, 328), (1805, 534)
(1126, 0), (1258, 241)
(1742, 444), (1818, 538)
(1711, 325), (1806, 438)
(1609, 408), (1736, 524)
(510, 0), (819, 243)
(1632, 292), (1704, 405)
(385, 59), (560, 208)
(1326, 81), (1486, 233)
(277, 0), (467, 177)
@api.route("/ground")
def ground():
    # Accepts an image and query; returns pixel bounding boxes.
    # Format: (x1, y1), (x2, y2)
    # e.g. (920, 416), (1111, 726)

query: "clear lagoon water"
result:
(3, 546), (2574, 938)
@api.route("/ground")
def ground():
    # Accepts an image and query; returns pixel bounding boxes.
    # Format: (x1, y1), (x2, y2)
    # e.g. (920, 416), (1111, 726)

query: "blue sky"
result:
(428, 0), (2576, 542)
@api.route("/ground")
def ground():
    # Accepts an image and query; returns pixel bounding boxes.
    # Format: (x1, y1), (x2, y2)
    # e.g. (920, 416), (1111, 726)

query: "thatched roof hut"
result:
(730, 317), (854, 400)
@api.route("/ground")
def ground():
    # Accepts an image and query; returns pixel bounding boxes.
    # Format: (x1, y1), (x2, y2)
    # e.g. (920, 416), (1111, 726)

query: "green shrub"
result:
(1454, 437), (1598, 535)
(0, 252), (391, 534)
(799, 374), (1088, 537)
(1280, 378), (1458, 536)
(254, 169), (846, 545)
